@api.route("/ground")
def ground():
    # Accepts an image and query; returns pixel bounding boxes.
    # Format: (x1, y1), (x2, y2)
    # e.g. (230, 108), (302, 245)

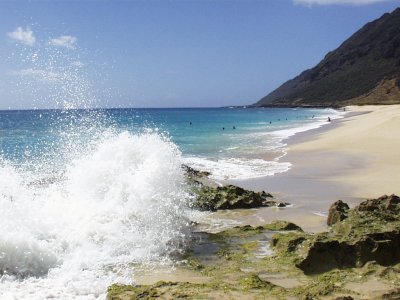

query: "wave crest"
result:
(0, 132), (191, 298)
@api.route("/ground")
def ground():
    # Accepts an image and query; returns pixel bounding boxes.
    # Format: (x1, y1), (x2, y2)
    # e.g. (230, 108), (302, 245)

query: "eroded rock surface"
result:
(193, 185), (277, 211)
(183, 165), (285, 211)
(272, 194), (400, 275)
(327, 200), (349, 226)
(107, 218), (400, 299)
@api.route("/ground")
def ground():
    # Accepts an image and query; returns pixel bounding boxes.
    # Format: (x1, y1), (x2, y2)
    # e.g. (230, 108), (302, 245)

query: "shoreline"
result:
(214, 105), (400, 232)
(287, 104), (400, 199)
(118, 105), (400, 296)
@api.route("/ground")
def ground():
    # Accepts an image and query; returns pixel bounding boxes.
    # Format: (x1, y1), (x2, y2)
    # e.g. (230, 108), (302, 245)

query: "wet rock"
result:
(334, 297), (354, 300)
(264, 200), (290, 208)
(327, 200), (350, 226)
(193, 185), (274, 211)
(183, 165), (283, 211)
(182, 164), (211, 179)
(182, 164), (220, 189)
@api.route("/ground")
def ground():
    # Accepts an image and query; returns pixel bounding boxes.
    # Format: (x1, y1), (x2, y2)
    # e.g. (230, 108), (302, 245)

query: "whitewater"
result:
(0, 131), (192, 299)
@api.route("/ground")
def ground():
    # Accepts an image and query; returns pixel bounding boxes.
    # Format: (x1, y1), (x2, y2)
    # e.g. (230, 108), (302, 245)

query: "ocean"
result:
(0, 107), (341, 299)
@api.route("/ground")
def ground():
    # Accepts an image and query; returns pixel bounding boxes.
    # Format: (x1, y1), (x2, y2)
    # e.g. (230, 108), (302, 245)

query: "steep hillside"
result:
(255, 7), (400, 107)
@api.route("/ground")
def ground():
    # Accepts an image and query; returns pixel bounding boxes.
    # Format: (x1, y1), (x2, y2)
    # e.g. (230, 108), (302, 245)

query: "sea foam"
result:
(0, 131), (192, 299)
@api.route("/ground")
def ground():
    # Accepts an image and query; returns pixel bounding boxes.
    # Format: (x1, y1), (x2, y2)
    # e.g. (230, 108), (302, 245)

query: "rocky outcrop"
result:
(182, 164), (211, 180)
(271, 194), (400, 275)
(297, 230), (400, 274)
(355, 194), (400, 212)
(193, 185), (279, 211)
(183, 165), (287, 211)
(108, 196), (400, 300)
(327, 200), (349, 226)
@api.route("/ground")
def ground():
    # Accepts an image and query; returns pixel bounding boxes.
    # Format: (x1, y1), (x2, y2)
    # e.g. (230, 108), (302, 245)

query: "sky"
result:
(0, 0), (399, 109)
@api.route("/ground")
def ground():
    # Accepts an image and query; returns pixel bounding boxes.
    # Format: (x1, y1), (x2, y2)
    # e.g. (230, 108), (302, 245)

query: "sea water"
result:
(0, 106), (341, 299)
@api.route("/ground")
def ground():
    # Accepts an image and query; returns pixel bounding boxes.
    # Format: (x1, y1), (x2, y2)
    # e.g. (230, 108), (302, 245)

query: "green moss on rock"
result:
(239, 273), (276, 290)
(193, 185), (275, 211)
(106, 195), (400, 300)
(264, 220), (303, 232)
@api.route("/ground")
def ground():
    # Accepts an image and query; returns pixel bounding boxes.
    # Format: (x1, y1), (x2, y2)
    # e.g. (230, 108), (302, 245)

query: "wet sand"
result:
(220, 105), (400, 232)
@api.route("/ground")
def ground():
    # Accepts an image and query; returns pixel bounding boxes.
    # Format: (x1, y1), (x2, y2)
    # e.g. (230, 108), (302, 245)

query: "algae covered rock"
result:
(271, 232), (308, 254)
(264, 220), (303, 232)
(333, 194), (400, 238)
(355, 194), (400, 212)
(296, 232), (400, 274)
(287, 195), (400, 275)
(327, 200), (349, 226)
(182, 164), (211, 180)
(193, 184), (275, 211)
(213, 222), (303, 241)
(183, 165), (283, 211)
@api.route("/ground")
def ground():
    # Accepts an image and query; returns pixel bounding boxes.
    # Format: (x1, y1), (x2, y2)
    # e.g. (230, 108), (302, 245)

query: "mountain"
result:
(255, 7), (400, 107)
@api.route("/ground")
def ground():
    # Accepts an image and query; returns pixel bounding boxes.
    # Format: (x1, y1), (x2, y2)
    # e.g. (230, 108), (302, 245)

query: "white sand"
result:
(291, 105), (400, 198)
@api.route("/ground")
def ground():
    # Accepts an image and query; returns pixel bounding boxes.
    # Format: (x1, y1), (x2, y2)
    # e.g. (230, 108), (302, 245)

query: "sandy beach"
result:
(218, 105), (400, 232)
(290, 105), (400, 198)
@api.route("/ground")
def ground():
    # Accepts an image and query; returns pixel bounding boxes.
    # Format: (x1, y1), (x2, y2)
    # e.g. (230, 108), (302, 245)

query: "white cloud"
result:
(294, 0), (391, 5)
(49, 35), (77, 49)
(7, 27), (36, 46)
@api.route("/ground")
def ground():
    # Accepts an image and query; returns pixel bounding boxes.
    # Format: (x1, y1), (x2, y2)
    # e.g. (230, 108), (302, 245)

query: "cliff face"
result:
(255, 7), (400, 107)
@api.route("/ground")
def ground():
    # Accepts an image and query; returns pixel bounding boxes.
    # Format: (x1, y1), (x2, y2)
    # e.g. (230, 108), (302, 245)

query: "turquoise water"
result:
(0, 107), (340, 180)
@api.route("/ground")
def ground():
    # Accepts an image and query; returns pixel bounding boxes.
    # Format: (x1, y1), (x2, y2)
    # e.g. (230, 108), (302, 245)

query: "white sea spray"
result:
(0, 132), (192, 299)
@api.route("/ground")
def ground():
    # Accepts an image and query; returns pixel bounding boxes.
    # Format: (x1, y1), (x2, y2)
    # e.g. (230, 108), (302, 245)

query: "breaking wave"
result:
(0, 131), (192, 299)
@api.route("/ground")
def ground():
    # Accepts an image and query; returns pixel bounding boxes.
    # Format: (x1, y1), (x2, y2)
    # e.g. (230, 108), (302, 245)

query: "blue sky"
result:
(0, 0), (399, 109)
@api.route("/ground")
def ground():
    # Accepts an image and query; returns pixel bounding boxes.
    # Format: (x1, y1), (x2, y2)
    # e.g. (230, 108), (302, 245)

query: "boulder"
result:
(355, 194), (400, 212)
(183, 165), (286, 211)
(327, 200), (350, 226)
(193, 185), (275, 211)
(297, 231), (400, 274)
